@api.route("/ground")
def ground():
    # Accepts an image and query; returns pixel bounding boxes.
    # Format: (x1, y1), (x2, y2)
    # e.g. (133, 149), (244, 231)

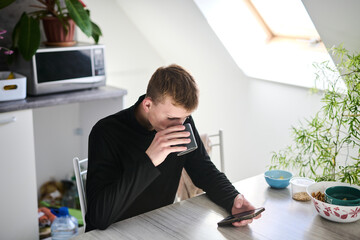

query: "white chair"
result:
(73, 157), (88, 228)
(208, 129), (225, 172)
(176, 129), (225, 202)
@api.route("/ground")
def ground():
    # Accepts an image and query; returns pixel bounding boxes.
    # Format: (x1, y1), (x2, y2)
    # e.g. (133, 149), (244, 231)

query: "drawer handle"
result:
(3, 84), (18, 90)
(0, 116), (17, 125)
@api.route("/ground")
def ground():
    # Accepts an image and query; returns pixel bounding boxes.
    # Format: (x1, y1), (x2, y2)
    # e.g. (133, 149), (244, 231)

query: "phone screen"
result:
(217, 207), (265, 226)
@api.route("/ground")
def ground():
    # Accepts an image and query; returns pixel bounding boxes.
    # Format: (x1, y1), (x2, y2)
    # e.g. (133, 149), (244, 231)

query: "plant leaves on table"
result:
(269, 45), (360, 185)
(65, 0), (92, 37)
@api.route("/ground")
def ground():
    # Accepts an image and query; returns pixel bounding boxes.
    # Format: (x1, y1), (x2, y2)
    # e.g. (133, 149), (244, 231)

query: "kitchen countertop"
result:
(0, 86), (127, 113)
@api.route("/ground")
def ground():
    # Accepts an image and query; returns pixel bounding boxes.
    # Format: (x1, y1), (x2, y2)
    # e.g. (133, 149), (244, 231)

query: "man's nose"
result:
(180, 117), (188, 125)
(169, 118), (186, 127)
(173, 120), (184, 126)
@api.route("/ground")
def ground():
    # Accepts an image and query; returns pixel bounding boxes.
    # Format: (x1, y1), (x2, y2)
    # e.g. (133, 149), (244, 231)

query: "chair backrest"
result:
(73, 157), (88, 227)
(208, 129), (225, 172)
(176, 129), (225, 202)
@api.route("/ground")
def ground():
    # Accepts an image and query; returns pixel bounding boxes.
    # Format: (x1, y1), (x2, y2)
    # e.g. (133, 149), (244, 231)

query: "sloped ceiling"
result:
(302, 0), (360, 57)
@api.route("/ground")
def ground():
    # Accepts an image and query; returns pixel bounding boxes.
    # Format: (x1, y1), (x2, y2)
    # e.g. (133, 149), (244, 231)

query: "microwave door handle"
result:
(70, 78), (103, 84)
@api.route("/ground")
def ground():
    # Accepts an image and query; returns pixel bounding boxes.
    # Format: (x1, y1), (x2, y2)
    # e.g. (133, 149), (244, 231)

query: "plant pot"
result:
(42, 17), (76, 46)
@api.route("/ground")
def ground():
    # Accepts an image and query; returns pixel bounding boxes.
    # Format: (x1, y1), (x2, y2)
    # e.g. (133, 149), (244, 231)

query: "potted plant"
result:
(2, 0), (102, 61)
(269, 45), (360, 185)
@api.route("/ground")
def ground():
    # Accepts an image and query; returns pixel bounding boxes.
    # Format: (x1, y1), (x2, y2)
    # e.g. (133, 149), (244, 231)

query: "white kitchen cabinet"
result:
(0, 109), (38, 240)
(0, 86), (127, 239)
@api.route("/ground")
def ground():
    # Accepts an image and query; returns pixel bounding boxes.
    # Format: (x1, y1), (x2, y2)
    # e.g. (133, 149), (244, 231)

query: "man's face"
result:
(147, 96), (193, 132)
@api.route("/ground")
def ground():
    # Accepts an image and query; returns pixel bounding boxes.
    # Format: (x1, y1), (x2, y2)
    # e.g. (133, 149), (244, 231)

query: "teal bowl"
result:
(264, 170), (292, 189)
(325, 186), (360, 206)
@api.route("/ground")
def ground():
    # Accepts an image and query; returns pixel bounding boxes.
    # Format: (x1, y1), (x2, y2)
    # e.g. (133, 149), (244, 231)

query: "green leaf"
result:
(0, 0), (15, 9)
(91, 21), (102, 36)
(269, 45), (360, 184)
(65, 0), (92, 37)
(11, 15), (22, 49)
(17, 13), (41, 61)
(91, 21), (102, 43)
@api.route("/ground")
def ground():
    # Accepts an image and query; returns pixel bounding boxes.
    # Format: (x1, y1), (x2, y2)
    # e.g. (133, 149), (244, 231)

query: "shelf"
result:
(0, 86), (127, 113)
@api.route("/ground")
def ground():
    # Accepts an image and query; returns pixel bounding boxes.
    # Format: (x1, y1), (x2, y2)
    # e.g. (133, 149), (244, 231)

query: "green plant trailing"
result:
(270, 45), (360, 185)
(1, 0), (102, 61)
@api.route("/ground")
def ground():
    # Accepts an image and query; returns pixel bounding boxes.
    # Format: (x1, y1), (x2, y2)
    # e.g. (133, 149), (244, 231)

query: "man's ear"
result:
(142, 97), (153, 113)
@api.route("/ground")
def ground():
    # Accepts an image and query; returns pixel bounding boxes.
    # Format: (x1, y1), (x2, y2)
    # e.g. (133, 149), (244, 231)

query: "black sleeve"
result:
(184, 117), (239, 213)
(85, 119), (160, 230)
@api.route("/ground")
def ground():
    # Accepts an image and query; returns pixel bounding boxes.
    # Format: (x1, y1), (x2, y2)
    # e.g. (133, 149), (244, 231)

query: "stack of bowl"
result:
(306, 182), (360, 223)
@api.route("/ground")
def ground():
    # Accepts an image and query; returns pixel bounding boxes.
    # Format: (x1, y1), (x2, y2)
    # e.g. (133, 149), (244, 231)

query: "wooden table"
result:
(73, 174), (360, 240)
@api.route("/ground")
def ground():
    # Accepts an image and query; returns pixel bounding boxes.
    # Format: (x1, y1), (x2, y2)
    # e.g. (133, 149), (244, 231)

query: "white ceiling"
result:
(302, 0), (360, 60)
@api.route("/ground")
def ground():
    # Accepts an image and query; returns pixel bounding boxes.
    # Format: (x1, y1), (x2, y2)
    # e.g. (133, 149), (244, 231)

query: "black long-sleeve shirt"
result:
(85, 95), (239, 231)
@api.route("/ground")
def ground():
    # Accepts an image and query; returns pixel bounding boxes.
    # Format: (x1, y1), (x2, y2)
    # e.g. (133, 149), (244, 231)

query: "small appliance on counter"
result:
(10, 42), (106, 96)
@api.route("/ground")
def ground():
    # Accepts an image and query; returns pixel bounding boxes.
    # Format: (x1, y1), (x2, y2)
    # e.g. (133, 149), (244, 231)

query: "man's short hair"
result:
(146, 64), (199, 111)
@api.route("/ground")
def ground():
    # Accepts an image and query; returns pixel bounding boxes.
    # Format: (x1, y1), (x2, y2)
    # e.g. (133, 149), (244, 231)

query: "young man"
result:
(85, 64), (261, 231)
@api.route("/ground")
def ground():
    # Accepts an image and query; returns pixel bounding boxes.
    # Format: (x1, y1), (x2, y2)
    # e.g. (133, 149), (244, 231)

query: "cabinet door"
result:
(0, 110), (38, 239)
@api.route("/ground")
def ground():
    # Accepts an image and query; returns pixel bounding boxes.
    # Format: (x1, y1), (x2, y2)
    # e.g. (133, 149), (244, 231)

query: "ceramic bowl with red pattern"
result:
(307, 181), (360, 223)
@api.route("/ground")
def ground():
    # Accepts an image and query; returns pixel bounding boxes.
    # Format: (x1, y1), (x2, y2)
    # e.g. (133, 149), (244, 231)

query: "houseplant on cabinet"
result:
(3, 0), (102, 61)
(269, 45), (360, 185)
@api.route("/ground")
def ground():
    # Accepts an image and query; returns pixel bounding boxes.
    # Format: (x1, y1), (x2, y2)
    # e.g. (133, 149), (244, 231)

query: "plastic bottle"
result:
(51, 207), (78, 240)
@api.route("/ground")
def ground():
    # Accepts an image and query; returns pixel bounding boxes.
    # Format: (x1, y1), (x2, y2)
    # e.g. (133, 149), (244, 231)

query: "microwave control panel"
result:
(93, 48), (105, 76)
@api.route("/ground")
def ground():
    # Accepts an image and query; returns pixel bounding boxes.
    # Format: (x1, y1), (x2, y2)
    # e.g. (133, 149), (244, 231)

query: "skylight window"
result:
(250, 0), (320, 40)
(194, 0), (334, 89)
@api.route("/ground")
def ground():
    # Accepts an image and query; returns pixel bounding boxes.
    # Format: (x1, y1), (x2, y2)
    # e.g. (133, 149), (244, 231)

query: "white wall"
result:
(77, 0), (165, 107)
(76, 0), (323, 182)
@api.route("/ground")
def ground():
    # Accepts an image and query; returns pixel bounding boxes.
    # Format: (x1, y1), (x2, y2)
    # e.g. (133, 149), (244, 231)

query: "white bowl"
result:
(307, 181), (360, 223)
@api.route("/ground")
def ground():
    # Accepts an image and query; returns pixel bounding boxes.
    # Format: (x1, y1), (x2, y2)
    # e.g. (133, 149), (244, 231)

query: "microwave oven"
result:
(12, 43), (106, 95)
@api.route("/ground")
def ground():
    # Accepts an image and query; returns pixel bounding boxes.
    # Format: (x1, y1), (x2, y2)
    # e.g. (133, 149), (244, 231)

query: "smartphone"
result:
(217, 207), (265, 227)
(177, 123), (198, 156)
